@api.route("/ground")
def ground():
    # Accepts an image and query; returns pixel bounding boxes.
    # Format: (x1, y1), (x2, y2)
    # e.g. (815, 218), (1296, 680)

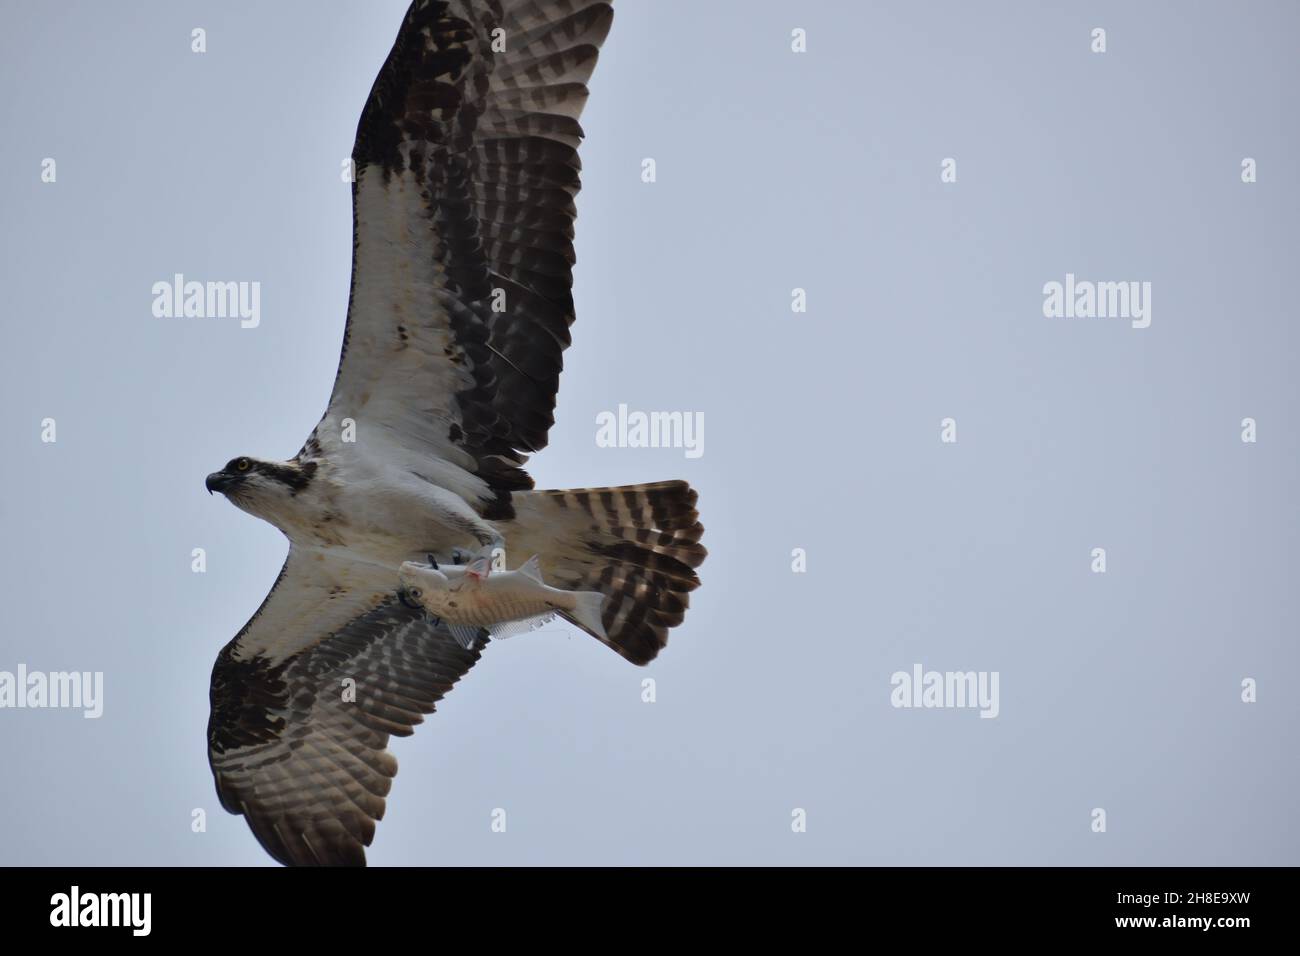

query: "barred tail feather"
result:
(504, 480), (705, 664)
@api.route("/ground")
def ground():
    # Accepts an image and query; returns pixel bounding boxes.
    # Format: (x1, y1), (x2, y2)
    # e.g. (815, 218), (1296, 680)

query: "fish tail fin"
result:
(561, 591), (608, 641)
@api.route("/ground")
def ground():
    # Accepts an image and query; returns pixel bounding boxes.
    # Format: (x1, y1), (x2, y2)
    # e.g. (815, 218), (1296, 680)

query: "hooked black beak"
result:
(205, 472), (236, 495)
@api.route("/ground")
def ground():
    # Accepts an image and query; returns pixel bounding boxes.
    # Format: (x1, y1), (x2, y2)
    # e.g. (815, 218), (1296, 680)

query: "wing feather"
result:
(207, 548), (487, 866)
(308, 0), (614, 497)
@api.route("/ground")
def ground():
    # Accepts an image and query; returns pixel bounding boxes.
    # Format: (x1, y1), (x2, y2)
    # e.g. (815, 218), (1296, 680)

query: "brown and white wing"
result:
(207, 547), (487, 866)
(309, 0), (614, 494)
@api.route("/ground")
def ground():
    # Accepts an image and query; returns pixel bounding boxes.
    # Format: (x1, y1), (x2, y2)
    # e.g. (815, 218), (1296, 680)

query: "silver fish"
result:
(397, 554), (606, 649)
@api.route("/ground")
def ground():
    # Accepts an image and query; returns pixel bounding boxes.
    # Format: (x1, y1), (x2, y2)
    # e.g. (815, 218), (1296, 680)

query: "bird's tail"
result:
(501, 480), (705, 664)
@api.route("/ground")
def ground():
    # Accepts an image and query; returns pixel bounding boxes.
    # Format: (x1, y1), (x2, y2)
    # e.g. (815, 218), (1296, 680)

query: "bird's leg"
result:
(454, 533), (506, 577)
(416, 485), (505, 570)
(441, 507), (506, 573)
(486, 531), (507, 573)
(476, 529), (507, 574)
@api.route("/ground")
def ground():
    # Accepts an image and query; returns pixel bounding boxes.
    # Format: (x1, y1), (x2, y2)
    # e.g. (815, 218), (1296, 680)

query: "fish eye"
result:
(234, 458), (252, 473)
(407, 588), (422, 600)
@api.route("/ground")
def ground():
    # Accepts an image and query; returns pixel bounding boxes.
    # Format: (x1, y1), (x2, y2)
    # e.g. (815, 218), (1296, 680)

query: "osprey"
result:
(204, 0), (704, 866)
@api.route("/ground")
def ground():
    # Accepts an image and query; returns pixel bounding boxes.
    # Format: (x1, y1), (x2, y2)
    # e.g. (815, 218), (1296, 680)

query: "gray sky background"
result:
(1, 0), (1297, 865)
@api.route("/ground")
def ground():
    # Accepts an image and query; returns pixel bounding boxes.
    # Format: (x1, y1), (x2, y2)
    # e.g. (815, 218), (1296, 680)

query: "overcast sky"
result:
(1, 0), (1297, 865)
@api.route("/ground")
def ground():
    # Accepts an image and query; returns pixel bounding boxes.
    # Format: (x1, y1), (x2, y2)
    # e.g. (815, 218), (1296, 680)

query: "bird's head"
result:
(205, 456), (316, 520)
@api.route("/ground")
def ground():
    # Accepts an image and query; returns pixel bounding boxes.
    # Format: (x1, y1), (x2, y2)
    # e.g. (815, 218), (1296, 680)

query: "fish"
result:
(397, 553), (607, 650)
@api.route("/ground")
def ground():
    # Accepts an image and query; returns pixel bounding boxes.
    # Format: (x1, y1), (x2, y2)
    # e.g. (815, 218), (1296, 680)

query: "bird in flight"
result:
(203, 0), (704, 866)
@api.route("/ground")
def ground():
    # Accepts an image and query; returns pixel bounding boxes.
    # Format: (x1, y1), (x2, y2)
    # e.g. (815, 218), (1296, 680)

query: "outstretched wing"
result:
(207, 548), (487, 866)
(308, 0), (614, 494)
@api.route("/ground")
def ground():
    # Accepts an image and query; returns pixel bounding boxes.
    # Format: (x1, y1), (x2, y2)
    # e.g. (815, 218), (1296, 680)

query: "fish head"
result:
(397, 560), (450, 608)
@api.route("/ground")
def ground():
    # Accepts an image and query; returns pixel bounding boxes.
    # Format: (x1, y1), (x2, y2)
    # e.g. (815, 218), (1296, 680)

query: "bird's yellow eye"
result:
(235, 458), (252, 473)
(407, 588), (422, 600)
